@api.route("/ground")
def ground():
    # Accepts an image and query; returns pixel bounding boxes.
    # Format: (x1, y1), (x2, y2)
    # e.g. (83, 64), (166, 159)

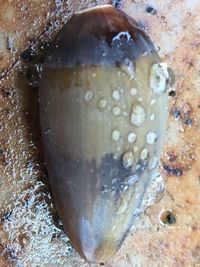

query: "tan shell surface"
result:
(0, 0), (199, 266)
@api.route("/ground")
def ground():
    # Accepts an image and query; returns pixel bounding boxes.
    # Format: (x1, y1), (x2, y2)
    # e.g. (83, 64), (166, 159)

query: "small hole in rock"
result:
(159, 210), (176, 226)
(168, 90), (176, 97)
(146, 5), (157, 15)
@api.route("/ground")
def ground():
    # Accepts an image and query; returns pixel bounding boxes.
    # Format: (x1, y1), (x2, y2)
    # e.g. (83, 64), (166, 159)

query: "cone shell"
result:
(39, 5), (169, 263)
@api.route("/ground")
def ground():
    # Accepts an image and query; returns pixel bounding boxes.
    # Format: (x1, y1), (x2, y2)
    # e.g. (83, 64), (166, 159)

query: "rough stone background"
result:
(0, 0), (199, 266)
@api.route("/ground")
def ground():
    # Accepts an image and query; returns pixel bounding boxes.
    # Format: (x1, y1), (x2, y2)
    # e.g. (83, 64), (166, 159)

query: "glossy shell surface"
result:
(39, 5), (168, 263)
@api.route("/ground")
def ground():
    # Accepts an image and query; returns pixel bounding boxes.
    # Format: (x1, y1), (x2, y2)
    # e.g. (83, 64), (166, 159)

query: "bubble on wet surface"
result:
(128, 132), (137, 144)
(112, 106), (121, 116)
(84, 90), (94, 102)
(122, 151), (134, 169)
(130, 87), (137, 96)
(146, 131), (157, 144)
(98, 98), (107, 109)
(140, 148), (149, 160)
(150, 63), (169, 95)
(148, 156), (159, 170)
(112, 90), (120, 101)
(130, 104), (145, 126)
(150, 113), (156, 121)
(112, 129), (121, 141)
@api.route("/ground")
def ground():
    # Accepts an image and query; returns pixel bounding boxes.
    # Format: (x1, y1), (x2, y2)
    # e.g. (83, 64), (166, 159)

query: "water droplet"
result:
(151, 99), (156, 106)
(112, 178), (118, 184)
(150, 63), (169, 95)
(117, 146), (121, 152)
(146, 131), (157, 144)
(98, 98), (107, 109)
(44, 129), (51, 135)
(112, 106), (121, 116)
(135, 164), (141, 171)
(112, 90), (120, 101)
(85, 90), (94, 102)
(125, 174), (139, 185)
(140, 148), (149, 160)
(122, 151), (134, 169)
(123, 185), (129, 191)
(112, 129), (121, 141)
(116, 198), (128, 215)
(130, 104), (145, 126)
(111, 190), (117, 197)
(128, 132), (137, 143)
(148, 156), (158, 170)
(130, 88), (137, 96)
(150, 113), (156, 121)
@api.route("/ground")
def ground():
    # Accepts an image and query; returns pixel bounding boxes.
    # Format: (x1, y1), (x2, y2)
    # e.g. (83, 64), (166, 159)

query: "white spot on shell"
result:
(112, 90), (120, 101)
(130, 104), (145, 126)
(112, 106), (121, 116)
(122, 151), (134, 169)
(98, 98), (107, 109)
(128, 132), (137, 144)
(146, 131), (157, 144)
(140, 148), (149, 160)
(85, 90), (94, 102)
(130, 88), (137, 96)
(112, 129), (121, 141)
(150, 63), (169, 95)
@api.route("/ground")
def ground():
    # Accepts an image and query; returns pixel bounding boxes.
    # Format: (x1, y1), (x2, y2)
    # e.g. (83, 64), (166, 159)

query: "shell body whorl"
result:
(40, 5), (169, 263)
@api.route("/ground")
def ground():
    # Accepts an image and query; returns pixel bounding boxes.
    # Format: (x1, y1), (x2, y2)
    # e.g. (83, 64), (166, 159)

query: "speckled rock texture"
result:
(0, 0), (199, 266)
